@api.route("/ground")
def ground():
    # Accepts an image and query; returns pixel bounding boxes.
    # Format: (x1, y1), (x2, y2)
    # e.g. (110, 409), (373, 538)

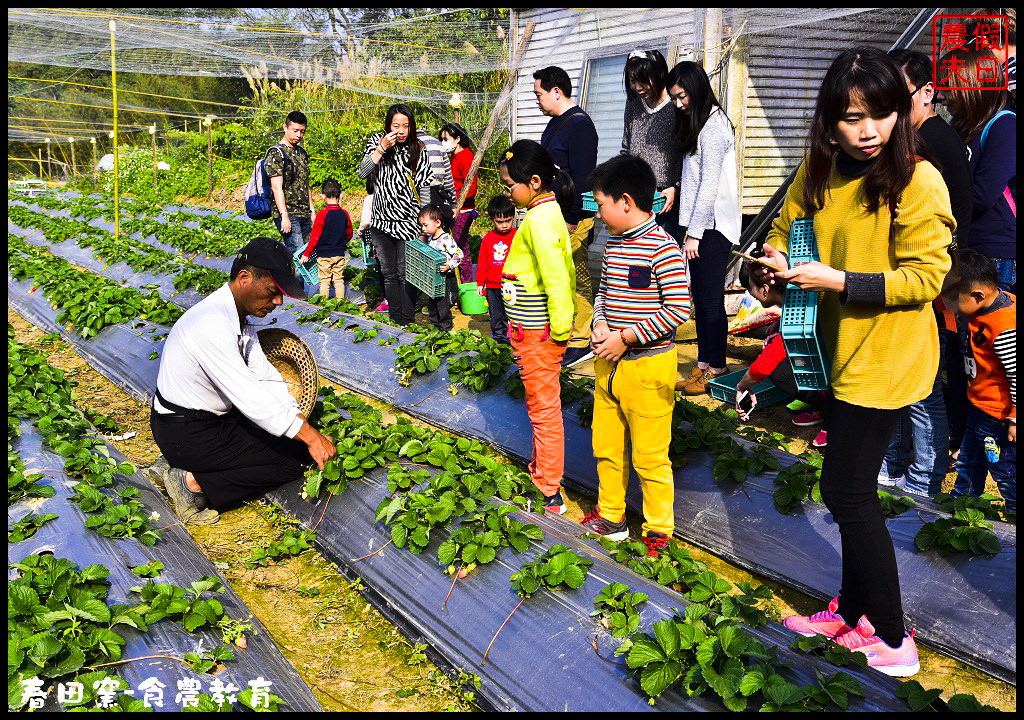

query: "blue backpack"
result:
(244, 145), (287, 220)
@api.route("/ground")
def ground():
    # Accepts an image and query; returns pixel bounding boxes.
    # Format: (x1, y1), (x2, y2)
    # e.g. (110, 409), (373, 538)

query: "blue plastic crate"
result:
(581, 191), (666, 214)
(780, 219), (830, 391)
(292, 248), (318, 286)
(360, 232), (378, 268)
(406, 239), (447, 298)
(707, 369), (788, 409)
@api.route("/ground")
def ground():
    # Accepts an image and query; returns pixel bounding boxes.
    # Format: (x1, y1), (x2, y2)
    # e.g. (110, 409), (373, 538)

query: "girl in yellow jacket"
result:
(498, 140), (577, 513)
(761, 46), (954, 678)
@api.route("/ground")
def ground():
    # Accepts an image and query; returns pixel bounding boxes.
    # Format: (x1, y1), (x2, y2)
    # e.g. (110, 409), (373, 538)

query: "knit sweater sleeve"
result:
(682, 110), (732, 240)
(620, 101), (633, 155)
(972, 113), (1016, 212)
(883, 162), (954, 306)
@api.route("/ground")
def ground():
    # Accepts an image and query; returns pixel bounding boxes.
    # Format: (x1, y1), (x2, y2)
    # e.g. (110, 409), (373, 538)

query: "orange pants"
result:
(510, 328), (567, 496)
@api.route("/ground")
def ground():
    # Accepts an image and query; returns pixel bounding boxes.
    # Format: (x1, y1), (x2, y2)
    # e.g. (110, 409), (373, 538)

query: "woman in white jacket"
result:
(667, 61), (741, 395)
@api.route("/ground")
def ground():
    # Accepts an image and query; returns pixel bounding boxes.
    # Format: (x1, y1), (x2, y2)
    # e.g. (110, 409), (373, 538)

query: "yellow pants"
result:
(593, 349), (677, 536)
(317, 255), (346, 298)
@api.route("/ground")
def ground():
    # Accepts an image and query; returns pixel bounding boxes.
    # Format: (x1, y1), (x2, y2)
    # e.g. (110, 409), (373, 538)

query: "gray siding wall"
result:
(740, 8), (932, 213)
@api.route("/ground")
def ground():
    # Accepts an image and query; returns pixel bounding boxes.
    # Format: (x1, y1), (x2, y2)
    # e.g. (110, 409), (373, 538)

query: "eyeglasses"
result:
(501, 182), (521, 196)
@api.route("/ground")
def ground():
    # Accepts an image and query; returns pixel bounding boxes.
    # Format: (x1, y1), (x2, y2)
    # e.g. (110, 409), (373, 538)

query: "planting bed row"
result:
(7, 198), (1017, 686)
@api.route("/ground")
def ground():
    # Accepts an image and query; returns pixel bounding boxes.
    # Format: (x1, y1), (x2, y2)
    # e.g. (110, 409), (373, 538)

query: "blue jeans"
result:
(992, 258), (1016, 293)
(274, 215), (312, 255)
(952, 405), (1016, 513)
(879, 329), (949, 495)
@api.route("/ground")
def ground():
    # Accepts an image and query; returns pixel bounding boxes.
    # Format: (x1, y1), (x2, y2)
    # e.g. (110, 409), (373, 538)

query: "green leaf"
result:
(626, 636), (667, 668)
(640, 659), (682, 699)
(739, 668), (767, 696)
(652, 619), (680, 658)
(561, 564), (586, 589)
(701, 657), (744, 699)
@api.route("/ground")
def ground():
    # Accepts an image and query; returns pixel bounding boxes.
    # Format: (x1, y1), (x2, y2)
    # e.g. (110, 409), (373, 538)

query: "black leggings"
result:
(820, 396), (904, 646)
(370, 227), (419, 326)
(687, 228), (731, 368)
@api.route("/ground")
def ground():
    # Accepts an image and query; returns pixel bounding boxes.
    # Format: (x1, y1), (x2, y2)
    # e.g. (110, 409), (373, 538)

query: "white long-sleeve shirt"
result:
(677, 107), (741, 244)
(154, 284), (303, 438)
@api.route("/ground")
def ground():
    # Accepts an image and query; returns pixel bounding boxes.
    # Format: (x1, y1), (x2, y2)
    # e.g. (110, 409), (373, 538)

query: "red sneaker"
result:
(793, 411), (824, 427)
(580, 511), (629, 541)
(642, 532), (670, 558)
(811, 430), (828, 448)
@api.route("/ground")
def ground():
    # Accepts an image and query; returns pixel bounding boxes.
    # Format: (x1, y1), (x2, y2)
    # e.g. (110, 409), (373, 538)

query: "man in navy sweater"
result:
(533, 65), (600, 337)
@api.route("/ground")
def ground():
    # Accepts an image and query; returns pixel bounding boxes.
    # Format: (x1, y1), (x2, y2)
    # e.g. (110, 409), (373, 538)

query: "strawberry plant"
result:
(446, 338), (514, 393)
(351, 324), (381, 343)
(70, 484), (163, 546)
(185, 645), (236, 673)
(295, 295), (363, 324)
(788, 633), (868, 670)
(437, 503), (544, 569)
(915, 508), (1002, 556)
(246, 528), (316, 567)
(509, 544), (593, 597)
(7, 511), (58, 542)
(771, 462), (820, 515)
(130, 560), (165, 578)
(8, 451), (55, 504)
(8, 554), (148, 701)
(878, 489), (917, 518)
(934, 491), (1006, 522)
(592, 583), (649, 638)
(130, 577), (227, 632)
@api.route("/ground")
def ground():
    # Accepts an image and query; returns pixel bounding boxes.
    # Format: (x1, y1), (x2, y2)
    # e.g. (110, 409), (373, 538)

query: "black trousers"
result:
(369, 227), (419, 326)
(485, 287), (510, 345)
(425, 273), (458, 331)
(151, 409), (308, 510)
(687, 228), (731, 368)
(820, 396), (905, 646)
(768, 360), (826, 412)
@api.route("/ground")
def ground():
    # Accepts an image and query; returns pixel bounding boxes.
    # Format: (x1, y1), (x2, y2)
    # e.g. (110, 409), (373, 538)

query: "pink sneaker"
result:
(374, 299), (389, 312)
(783, 596), (853, 639)
(793, 411), (824, 427)
(835, 615), (920, 677)
(811, 430), (828, 448)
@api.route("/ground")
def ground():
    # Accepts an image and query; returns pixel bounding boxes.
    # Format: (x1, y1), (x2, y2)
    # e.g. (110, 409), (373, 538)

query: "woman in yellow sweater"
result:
(498, 140), (577, 513)
(760, 46), (954, 677)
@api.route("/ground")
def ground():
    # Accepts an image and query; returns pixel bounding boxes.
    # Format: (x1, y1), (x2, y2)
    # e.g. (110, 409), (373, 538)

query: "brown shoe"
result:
(680, 368), (727, 396)
(675, 364), (704, 391)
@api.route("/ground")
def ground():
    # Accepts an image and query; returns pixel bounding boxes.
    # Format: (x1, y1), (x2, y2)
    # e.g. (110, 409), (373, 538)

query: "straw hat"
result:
(257, 329), (319, 417)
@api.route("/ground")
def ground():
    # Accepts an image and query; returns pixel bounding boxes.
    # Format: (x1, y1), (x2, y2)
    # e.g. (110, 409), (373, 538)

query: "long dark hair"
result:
(665, 61), (728, 156)
(804, 46), (916, 214)
(440, 121), (473, 151)
(382, 103), (423, 171)
(624, 49), (669, 101)
(499, 139), (575, 216)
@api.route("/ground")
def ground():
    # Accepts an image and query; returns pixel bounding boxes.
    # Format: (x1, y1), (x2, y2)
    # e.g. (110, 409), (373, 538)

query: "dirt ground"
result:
(8, 300), (1015, 711)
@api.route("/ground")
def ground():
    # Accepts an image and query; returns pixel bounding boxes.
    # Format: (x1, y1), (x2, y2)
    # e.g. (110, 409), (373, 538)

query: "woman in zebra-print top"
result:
(358, 103), (434, 326)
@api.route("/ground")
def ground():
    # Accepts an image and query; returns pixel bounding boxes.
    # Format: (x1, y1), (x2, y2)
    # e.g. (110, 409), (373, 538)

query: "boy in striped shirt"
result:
(582, 155), (691, 557)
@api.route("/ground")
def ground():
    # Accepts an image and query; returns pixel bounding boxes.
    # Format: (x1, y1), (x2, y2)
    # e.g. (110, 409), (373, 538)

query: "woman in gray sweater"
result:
(666, 61), (741, 395)
(620, 49), (683, 242)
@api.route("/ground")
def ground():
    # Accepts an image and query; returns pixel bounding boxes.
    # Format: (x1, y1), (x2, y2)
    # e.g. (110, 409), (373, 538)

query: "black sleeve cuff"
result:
(840, 272), (886, 305)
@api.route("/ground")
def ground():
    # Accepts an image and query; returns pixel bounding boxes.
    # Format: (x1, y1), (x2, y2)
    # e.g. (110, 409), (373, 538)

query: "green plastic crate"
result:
(360, 232), (377, 268)
(707, 369), (788, 410)
(406, 239), (446, 298)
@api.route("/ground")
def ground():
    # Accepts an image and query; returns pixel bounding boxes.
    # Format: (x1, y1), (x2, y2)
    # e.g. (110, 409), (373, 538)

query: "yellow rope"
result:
(14, 7), (481, 54)
(10, 95), (206, 119)
(9, 75), (251, 109)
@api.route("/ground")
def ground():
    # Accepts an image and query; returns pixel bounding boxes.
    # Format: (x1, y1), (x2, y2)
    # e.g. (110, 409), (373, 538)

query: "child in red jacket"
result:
(302, 178), (353, 299)
(476, 195), (517, 345)
(735, 258), (828, 448)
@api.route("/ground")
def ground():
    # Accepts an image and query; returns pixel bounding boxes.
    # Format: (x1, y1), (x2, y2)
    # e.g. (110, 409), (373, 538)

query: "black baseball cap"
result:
(234, 237), (306, 299)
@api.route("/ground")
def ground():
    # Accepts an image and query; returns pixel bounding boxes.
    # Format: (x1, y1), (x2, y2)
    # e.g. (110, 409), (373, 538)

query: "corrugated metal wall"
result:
(739, 8), (931, 214)
(512, 8), (935, 217)
(511, 9), (700, 147)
